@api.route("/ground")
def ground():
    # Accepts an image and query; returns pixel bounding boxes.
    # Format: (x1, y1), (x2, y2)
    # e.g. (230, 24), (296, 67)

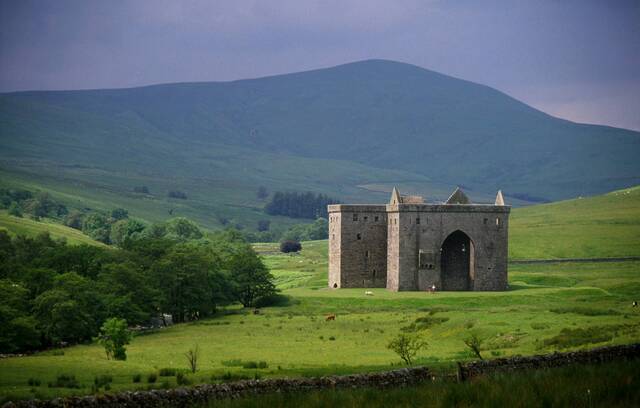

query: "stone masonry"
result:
(328, 187), (510, 291)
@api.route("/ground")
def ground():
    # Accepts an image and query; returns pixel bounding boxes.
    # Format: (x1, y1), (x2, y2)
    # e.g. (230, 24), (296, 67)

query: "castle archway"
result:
(440, 230), (475, 291)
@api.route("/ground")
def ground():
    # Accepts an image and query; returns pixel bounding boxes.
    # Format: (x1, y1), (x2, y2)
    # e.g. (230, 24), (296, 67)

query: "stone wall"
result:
(457, 343), (640, 381)
(2, 367), (430, 408)
(328, 205), (387, 288)
(386, 203), (510, 292)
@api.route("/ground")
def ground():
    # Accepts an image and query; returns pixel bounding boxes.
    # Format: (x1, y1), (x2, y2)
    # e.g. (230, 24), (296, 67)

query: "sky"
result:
(1, 0), (639, 131)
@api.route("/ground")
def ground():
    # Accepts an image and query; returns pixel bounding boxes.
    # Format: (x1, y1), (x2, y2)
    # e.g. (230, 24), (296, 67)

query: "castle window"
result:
(332, 234), (335, 240)
(353, 214), (358, 222)
(373, 269), (376, 277)
(364, 216), (368, 221)
(375, 216), (379, 222)
(357, 233), (362, 240)
(496, 217), (501, 227)
(416, 217), (420, 224)
(484, 218), (488, 225)
(365, 250), (370, 258)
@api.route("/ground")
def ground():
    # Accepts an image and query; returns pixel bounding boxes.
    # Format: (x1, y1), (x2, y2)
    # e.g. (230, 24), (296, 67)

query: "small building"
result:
(328, 187), (510, 291)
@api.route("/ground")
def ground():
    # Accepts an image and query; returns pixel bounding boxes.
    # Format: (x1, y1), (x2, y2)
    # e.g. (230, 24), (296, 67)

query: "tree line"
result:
(264, 191), (340, 219)
(0, 229), (276, 354)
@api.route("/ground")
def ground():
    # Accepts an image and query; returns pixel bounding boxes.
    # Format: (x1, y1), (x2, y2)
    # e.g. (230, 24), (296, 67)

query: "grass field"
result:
(0, 187), (639, 403)
(200, 359), (640, 408)
(0, 211), (105, 247)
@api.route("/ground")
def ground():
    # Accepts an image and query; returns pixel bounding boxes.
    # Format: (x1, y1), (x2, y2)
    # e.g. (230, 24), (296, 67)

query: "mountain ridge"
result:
(1, 59), (638, 228)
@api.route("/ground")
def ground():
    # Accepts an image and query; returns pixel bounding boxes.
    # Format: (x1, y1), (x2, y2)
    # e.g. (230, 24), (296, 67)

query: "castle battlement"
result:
(328, 187), (510, 291)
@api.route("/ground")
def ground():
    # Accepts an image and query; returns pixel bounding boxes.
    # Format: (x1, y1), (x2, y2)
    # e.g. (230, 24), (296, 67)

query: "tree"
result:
(153, 244), (221, 322)
(63, 210), (84, 230)
(110, 219), (146, 247)
(98, 317), (132, 360)
(257, 219), (270, 232)
(8, 202), (22, 217)
(387, 333), (427, 365)
(110, 208), (129, 221)
(463, 332), (484, 360)
(280, 240), (302, 253)
(228, 246), (276, 307)
(82, 213), (111, 244)
(164, 217), (203, 241)
(257, 186), (269, 200)
(185, 344), (200, 373)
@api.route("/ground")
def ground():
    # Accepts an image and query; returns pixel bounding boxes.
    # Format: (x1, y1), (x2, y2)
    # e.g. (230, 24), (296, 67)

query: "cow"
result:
(365, 291), (373, 296)
(325, 314), (336, 321)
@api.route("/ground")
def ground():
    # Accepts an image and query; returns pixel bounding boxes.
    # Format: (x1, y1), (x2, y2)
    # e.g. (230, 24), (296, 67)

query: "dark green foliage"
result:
(241, 361), (267, 369)
(27, 378), (41, 387)
(48, 374), (79, 389)
(401, 316), (450, 333)
(163, 217), (203, 241)
(110, 208), (129, 220)
(63, 210), (84, 230)
(256, 186), (268, 200)
(281, 218), (328, 242)
(133, 186), (149, 194)
(97, 317), (131, 360)
(8, 202), (22, 217)
(132, 374), (142, 383)
(168, 190), (187, 199)
(82, 213), (111, 244)
(109, 218), (146, 247)
(543, 327), (614, 349)
(147, 373), (157, 383)
(550, 307), (621, 316)
(265, 192), (339, 219)
(0, 225), (275, 353)
(463, 332), (484, 360)
(387, 333), (427, 365)
(257, 220), (270, 232)
(176, 372), (191, 385)
(159, 368), (177, 377)
(227, 245), (277, 307)
(93, 375), (113, 388)
(280, 240), (301, 253)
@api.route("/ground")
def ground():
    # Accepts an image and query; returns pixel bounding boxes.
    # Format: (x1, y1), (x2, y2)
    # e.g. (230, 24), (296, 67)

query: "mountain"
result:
(1, 59), (638, 229)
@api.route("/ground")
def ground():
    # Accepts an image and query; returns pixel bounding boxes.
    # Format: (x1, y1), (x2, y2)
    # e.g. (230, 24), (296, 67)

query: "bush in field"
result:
(48, 374), (79, 388)
(168, 190), (187, 199)
(147, 373), (157, 383)
(463, 332), (484, 360)
(280, 240), (302, 253)
(387, 333), (427, 365)
(185, 344), (200, 373)
(8, 202), (22, 217)
(97, 317), (132, 360)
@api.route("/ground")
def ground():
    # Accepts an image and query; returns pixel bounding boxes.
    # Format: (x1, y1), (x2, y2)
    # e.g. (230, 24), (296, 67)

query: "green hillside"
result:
(0, 211), (105, 246)
(1, 60), (638, 230)
(510, 186), (640, 259)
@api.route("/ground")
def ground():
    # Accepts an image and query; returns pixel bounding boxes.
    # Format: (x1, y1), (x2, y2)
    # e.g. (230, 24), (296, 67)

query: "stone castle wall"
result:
(328, 205), (388, 288)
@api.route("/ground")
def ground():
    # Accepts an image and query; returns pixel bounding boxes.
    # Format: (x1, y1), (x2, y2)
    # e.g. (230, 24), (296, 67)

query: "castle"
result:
(328, 187), (510, 291)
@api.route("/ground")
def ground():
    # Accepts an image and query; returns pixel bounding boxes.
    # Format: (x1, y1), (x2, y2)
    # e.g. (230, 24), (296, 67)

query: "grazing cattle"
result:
(365, 291), (373, 296)
(633, 301), (638, 308)
(325, 314), (336, 321)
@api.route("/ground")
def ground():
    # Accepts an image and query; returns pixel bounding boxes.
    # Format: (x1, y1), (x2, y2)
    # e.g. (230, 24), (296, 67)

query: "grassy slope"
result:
(509, 185), (640, 259)
(0, 211), (105, 247)
(1, 187), (639, 402)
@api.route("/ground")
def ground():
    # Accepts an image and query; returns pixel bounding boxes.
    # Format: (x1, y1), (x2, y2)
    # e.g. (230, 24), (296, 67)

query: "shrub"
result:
(97, 317), (132, 361)
(280, 240), (302, 253)
(387, 333), (427, 365)
(258, 361), (268, 369)
(185, 344), (200, 373)
(176, 372), (191, 386)
(329, 336), (336, 341)
(94, 374), (113, 388)
(147, 373), (157, 383)
(168, 190), (187, 199)
(463, 332), (484, 360)
(132, 374), (142, 383)
(48, 374), (80, 388)
(27, 378), (41, 386)
(159, 368), (177, 376)
(242, 361), (258, 369)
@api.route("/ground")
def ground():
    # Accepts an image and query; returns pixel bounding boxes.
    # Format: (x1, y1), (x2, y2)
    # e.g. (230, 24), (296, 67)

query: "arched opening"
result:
(440, 230), (475, 290)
